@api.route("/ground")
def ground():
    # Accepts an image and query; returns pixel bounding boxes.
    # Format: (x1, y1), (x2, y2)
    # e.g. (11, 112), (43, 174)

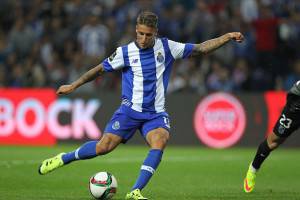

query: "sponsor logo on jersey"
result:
(193, 92), (246, 149)
(132, 58), (139, 64)
(108, 51), (117, 62)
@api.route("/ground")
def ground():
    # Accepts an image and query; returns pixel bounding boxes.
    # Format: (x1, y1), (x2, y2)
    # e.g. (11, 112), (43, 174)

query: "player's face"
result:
(136, 24), (157, 49)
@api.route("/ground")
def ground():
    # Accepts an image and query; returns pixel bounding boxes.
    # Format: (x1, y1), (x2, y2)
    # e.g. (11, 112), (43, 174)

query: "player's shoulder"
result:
(107, 43), (133, 62)
(158, 37), (173, 43)
(160, 37), (186, 47)
(157, 37), (179, 48)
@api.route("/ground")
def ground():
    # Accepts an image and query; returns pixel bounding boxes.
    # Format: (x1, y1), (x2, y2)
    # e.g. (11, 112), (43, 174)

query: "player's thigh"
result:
(104, 109), (140, 143)
(273, 93), (300, 138)
(140, 113), (171, 149)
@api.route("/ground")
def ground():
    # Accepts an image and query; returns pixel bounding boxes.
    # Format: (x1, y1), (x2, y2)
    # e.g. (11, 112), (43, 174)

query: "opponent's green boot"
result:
(125, 189), (148, 200)
(38, 153), (65, 175)
(244, 163), (257, 193)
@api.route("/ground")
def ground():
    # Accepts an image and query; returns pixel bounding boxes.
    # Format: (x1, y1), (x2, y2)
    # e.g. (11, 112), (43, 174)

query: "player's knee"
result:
(150, 132), (169, 149)
(157, 132), (169, 142)
(267, 133), (285, 150)
(268, 141), (280, 150)
(95, 142), (111, 155)
(95, 133), (122, 155)
(266, 138), (281, 150)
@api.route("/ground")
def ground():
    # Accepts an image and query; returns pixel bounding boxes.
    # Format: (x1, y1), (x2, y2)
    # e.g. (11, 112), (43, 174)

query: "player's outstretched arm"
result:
(56, 64), (105, 95)
(191, 32), (244, 57)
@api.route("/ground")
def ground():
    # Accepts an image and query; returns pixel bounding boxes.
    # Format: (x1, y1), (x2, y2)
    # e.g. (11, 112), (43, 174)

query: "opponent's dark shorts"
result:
(273, 93), (300, 137)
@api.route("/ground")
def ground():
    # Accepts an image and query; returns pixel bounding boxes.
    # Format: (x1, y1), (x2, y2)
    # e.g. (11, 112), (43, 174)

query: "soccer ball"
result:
(89, 172), (118, 200)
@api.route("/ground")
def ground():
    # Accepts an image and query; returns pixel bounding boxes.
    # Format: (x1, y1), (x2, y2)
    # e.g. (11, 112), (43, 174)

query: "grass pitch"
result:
(0, 145), (300, 200)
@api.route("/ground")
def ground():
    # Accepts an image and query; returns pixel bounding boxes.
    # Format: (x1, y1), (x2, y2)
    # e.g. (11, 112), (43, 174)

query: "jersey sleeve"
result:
(167, 39), (195, 60)
(102, 47), (125, 72)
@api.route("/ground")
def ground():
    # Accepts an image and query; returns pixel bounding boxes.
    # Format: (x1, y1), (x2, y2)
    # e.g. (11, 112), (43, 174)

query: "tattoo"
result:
(72, 64), (105, 89)
(191, 34), (231, 57)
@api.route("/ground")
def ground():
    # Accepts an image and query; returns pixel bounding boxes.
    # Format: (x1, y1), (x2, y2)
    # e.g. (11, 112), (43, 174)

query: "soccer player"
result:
(39, 11), (244, 200)
(244, 81), (300, 193)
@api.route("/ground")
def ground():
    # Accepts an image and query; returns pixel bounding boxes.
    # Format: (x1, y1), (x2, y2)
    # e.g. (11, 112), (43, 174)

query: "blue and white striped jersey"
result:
(102, 37), (194, 113)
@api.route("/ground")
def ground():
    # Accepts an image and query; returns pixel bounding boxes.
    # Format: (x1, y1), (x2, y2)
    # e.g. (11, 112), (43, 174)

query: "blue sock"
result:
(62, 141), (98, 164)
(132, 149), (163, 191)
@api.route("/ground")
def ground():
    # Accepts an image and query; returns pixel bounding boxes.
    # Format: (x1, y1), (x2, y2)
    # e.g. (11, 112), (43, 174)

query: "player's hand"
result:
(228, 32), (244, 43)
(56, 84), (75, 95)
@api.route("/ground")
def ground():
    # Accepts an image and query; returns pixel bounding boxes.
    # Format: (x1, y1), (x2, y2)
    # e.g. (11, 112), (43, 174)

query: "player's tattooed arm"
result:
(56, 64), (105, 95)
(191, 32), (244, 57)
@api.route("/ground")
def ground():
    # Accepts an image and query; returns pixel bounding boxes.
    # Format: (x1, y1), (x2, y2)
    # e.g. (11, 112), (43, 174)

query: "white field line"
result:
(0, 155), (277, 169)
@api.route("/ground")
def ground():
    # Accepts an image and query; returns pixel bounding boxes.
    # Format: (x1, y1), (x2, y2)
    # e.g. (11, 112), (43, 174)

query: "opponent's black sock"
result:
(252, 139), (272, 170)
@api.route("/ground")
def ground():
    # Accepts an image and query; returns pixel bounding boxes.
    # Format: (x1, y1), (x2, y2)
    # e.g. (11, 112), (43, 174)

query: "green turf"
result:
(0, 145), (300, 200)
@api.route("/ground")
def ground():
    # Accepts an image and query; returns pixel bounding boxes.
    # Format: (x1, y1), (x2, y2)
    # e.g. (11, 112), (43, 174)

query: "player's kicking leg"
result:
(244, 132), (285, 193)
(38, 152), (66, 175)
(38, 133), (122, 175)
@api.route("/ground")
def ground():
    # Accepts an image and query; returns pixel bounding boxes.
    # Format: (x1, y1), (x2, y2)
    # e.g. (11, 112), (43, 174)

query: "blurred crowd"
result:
(0, 0), (300, 94)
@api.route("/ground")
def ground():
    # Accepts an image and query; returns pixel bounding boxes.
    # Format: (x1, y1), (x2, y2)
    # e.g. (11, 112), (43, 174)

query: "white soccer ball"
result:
(89, 172), (118, 200)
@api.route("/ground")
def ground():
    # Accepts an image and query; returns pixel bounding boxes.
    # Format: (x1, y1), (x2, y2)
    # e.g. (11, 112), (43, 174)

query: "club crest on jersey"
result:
(156, 52), (164, 63)
(112, 121), (120, 130)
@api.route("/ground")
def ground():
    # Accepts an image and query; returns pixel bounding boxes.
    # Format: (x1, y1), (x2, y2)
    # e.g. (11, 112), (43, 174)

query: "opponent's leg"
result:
(245, 91), (300, 192)
(244, 132), (285, 193)
(39, 133), (122, 175)
(126, 128), (169, 200)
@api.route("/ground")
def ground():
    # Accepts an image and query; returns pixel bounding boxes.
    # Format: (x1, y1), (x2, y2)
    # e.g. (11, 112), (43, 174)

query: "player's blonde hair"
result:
(136, 11), (158, 28)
